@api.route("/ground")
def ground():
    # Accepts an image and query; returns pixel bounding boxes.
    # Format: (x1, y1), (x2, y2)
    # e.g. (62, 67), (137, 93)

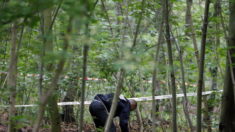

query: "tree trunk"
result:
(206, 66), (217, 132)
(79, 44), (89, 132)
(185, 0), (200, 66)
(32, 35), (69, 132)
(104, 69), (125, 132)
(62, 95), (76, 123)
(152, 5), (164, 131)
(205, 2), (220, 131)
(62, 72), (77, 123)
(164, 0), (177, 131)
(100, 0), (114, 36)
(41, 8), (62, 132)
(131, 0), (146, 50)
(219, 0), (235, 131)
(219, 59), (235, 132)
(48, 95), (61, 132)
(135, 106), (143, 132)
(196, 0), (210, 131)
(185, 0), (211, 129)
(32, 17), (71, 132)
(7, 23), (18, 132)
(79, 1), (92, 129)
(173, 34), (194, 131)
(128, 79), (144, 132)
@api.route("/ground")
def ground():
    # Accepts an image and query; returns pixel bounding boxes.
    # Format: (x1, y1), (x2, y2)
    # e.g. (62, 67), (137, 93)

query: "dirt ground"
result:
(0, 119), (158, 132)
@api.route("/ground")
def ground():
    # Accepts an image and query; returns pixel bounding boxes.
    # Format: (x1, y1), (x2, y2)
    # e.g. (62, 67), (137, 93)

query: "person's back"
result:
(89, 93), (137, 132)
(94, 93), (114, 112)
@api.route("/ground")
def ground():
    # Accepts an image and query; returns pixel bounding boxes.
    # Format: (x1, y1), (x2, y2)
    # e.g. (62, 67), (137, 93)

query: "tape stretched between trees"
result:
(0, 72), (197, 86)
(0, 90), (222, 108)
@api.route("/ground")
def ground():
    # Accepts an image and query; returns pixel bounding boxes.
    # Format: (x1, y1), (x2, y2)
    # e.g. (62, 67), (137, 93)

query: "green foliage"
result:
(0, 0), (230, 130)
(0, 0), (60, 26)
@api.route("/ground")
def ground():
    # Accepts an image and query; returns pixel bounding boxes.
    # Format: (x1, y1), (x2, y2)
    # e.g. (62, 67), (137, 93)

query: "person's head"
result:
(129, 99), (137, 111)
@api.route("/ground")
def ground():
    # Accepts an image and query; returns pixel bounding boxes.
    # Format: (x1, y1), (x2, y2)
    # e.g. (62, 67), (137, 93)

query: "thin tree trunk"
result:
(131, 0), (146, 50)
(0, 37), (8, 86)
(104, 0), (144, 130)
(100, 0), (114, 36)
(42, 8), (62, 132)
(135, 106), (143, 132)
(33, 36), (69, 132)
(101, 0), (121, 57)
(196, 0), (210, 131)
(174, 34), (194, 131)
(219, 1), (228, 40)
(128, 0), (145, 130)
(79, 1), (92, 129)
(7, 23), (24, 131)
(185, 0), (200, 66)
(38, 0), (62, 98)
(206, 66), (217, 132)
(7, 23), (18, 132)
(79, 44), (89, 132)
(128, 79), (144, 132)
(164, 0), (177, 131)
(212, 0), (224, 80)
(152, 7), (164, 131)
(205, 2), (220, 132)
(186, 0), (211, 129)
(104, 69), (125, 132)
(33, 45), (68, 131)
(79, 0), (99, 129)
(32, 17), (71, 132)
(38, 11), (45, 100)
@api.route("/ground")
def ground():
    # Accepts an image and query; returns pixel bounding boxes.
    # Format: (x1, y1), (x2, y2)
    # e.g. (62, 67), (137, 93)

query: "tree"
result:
(173, 33), (194, 131)
(0, 0), (230, 131)
(7, 23), (19, 132)
(32, 16), (71, 132)
(219, 0), (235, 131)
(152, 2), (164, 131)
(196, 0), (210, 131)
(42, 8), (62, 132)
(164, 0), (177, 131)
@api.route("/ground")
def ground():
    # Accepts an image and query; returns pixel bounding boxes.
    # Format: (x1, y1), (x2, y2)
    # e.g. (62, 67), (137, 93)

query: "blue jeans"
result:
(89, 100), (116, 132)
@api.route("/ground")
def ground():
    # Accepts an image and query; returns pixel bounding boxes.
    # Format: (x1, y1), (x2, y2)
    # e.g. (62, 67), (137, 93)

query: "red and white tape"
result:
(0, 90), (222, 108)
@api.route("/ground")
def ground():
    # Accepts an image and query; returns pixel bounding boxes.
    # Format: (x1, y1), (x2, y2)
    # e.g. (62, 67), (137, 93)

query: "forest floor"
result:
(0, 118), (218, 132)
(0, 104), (220, 132)
(0, 119), (167, 132)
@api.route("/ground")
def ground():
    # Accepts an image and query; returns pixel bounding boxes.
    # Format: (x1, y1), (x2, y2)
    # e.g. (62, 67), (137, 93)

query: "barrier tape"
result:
(0, 71), (197, 87)
(0, 90), (222, 108)
(0, 71), (107, 81)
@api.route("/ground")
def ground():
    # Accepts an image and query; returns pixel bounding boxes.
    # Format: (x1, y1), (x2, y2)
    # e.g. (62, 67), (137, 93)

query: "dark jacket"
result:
(94, 93), (130, 132)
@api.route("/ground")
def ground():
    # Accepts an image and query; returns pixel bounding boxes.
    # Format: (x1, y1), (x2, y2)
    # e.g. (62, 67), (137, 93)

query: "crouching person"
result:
(89, 93), (137, 132)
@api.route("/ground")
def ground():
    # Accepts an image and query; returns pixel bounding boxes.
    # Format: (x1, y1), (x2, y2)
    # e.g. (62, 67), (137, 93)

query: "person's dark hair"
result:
(129, 99), (137, 111)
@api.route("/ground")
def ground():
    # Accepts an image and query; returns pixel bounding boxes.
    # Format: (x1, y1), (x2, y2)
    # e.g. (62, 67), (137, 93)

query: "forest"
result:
(0, 0), (235, 131)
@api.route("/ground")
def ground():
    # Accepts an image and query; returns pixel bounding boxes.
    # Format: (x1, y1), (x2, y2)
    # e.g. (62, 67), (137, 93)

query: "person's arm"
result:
(119, 102), (130, 132)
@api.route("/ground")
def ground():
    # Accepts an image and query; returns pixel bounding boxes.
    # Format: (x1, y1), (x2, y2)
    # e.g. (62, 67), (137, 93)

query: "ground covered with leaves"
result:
(0, 119), (164, 132)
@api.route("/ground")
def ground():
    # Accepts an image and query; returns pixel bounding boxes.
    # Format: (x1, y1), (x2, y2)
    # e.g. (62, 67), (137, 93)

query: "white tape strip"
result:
(0, 90), (222, 108)
(0, 72), (107, 81)
(128, 90), (222, 102)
